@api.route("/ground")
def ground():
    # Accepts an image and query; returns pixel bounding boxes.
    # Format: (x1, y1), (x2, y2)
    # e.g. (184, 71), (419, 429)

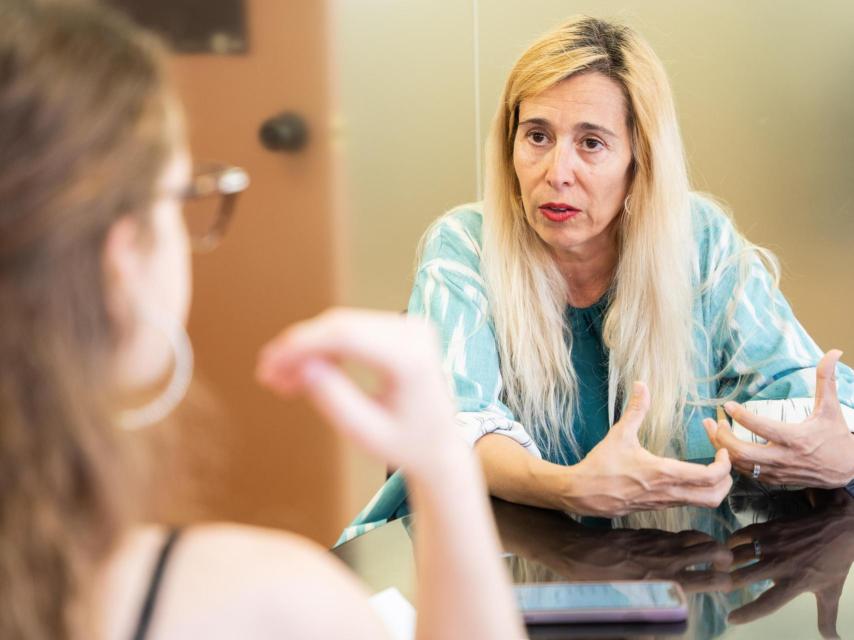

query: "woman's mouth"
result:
(539, 202), (580, 222)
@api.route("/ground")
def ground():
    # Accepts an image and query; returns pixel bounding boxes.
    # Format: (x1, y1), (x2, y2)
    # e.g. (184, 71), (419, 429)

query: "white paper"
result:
(369, 587), (416, 640)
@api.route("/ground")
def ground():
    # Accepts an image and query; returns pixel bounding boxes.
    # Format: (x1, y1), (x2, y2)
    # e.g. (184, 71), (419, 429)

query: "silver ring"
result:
(752, 464), (761, 480)
(753, 540), (762, 559)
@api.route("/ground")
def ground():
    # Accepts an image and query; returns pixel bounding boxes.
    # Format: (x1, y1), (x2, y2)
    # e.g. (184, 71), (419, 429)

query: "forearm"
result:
(409, 444), (525, 640)
(476, 433), (574, 511)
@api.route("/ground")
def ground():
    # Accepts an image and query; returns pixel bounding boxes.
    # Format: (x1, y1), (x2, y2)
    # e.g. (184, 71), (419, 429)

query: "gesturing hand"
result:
(255, 308), (460, 477)
(566, 382), (733, 516)
(704, 350), (854, 488)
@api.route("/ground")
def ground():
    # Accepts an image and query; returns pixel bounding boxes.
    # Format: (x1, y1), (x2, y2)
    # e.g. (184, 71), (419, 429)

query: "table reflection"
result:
(494, 477), (854, 639)
(725, 487), (854, 638)
(332, 478), (854, 639)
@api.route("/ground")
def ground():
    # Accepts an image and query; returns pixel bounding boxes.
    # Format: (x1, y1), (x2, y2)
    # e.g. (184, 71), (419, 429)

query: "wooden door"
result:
(139, 0), (346, 546)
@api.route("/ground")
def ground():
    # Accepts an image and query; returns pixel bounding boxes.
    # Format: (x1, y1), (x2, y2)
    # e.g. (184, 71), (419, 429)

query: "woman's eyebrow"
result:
(518, 117), (617, 138)
(518, 117), (552, 128)
(575, 121), (618, 137)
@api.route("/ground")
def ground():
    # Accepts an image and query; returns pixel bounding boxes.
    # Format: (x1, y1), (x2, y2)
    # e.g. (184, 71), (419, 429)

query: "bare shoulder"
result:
(104, 523), (389, 640)
(177, 522), (351, 578)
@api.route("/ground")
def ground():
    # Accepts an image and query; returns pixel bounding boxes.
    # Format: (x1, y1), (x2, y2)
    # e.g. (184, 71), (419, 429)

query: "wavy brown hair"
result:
(0, 1), (175, 637)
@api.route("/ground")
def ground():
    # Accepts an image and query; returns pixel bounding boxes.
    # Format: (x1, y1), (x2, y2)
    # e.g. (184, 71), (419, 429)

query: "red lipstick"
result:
(539, 202), (580, 222)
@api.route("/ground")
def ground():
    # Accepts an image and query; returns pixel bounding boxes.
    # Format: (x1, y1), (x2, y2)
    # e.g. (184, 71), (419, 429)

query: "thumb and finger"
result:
(256, 309), (439, 395)
(814, 349), (844, 419)
(706, 349), (845, 450)
(615, 381), (651, 441)
(703, 417), (720, 448)
(704, 418), (743, 457)
(816, 576), (845, 639)
(728, 583), (797, 625)
(295, 358), (400, 464)
(615, 385), (730, 490)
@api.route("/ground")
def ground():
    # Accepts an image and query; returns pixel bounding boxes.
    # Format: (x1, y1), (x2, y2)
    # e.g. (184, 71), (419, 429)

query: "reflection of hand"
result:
(565, 528), (734, 593)
(705, 350), (854, 488)
(566, 382), (732, 516)
(726, 490), (854, 638)
(256, 309), (460, 478)
(494, 501), (733, 593)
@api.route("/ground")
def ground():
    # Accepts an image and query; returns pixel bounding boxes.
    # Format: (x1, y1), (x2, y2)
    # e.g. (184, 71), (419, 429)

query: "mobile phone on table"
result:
(515, 580), (688, 624)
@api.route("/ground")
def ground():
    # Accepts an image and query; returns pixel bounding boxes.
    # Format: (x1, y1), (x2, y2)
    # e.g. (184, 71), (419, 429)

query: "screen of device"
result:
(515, 581), (682, 612)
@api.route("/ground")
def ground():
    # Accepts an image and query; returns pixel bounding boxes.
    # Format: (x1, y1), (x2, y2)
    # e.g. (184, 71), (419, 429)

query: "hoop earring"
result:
(623, 194), (633, 216)
(118, 307), (194, 431)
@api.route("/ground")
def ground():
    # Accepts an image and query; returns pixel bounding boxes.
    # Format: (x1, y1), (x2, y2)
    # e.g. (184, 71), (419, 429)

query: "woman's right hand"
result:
(255, 308), (462, 478)
(565, 382), (733, 516)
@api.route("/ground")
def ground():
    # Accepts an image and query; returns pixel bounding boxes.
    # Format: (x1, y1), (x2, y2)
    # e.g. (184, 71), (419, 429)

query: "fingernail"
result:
(723, 401), (737, 415)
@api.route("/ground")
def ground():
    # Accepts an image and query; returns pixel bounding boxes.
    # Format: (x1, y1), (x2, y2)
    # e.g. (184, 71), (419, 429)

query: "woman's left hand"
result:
(704, 350), (854, 488)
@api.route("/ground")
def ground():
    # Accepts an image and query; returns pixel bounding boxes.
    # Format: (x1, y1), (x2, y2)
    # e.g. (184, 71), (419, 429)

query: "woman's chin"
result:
(535, 228), (592, 255)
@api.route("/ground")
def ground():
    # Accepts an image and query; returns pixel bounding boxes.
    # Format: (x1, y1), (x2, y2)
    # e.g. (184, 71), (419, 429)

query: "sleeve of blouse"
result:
(702, 202), (854, 442)
(407, 210), (542, 458)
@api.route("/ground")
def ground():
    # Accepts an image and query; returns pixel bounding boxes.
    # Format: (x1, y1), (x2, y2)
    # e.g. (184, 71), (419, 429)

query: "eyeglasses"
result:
(182, 163), (250, 252)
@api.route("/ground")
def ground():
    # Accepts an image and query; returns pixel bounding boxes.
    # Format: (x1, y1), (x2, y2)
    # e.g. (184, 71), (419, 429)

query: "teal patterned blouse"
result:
(335, 194), (854, 546)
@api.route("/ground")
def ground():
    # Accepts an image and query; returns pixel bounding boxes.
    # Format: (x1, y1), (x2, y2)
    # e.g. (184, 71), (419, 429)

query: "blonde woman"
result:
(343, 15), (854, 538)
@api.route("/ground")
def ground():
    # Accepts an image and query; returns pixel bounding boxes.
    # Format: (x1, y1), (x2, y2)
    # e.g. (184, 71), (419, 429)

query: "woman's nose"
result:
(545, 143), (578, 189)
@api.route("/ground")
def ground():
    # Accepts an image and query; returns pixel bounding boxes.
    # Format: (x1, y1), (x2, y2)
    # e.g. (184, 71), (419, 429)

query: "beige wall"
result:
(333, 0), (480, 515)
(335, 2), (854, 511)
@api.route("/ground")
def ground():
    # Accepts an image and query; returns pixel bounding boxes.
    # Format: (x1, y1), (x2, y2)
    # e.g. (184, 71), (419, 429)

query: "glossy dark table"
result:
(333, 476), (854, 639)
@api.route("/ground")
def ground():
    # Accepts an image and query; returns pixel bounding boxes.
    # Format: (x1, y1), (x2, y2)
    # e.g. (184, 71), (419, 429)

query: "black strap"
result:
(131, 528), (182, 640)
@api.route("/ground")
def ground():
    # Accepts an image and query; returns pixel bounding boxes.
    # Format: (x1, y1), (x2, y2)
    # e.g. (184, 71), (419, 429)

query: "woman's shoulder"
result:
(689, 192), (738, 241)
(419, 201), (485, 269)
(102, 523), (386, 640)
(688, 192), (743, 276)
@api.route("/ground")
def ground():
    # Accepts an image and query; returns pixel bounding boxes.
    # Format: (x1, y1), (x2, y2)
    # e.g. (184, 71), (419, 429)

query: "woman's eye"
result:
(527, 130), (549, 145)
(581, 137), (604, 151)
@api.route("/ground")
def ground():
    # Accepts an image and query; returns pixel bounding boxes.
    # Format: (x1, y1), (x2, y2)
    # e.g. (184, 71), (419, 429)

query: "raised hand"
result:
(565, 382), (733, 516)
(255, 308), (526, 640)
(705, 350), (854, 488)
(255, 308), (460, 477)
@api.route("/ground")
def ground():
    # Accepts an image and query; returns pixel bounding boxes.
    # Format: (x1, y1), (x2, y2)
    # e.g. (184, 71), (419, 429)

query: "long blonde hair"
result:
(481, 16), (695, 461)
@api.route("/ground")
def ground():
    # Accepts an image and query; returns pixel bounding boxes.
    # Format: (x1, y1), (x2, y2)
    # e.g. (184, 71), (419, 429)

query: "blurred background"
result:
(113, 0), (854, 559)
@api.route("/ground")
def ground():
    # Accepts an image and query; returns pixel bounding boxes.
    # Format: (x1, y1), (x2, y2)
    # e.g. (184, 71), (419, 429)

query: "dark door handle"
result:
(259, 112), (308, 152)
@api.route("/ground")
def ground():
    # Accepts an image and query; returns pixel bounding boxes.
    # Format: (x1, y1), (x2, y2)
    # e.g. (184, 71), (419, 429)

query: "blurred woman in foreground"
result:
(0, 2), (523, 639)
